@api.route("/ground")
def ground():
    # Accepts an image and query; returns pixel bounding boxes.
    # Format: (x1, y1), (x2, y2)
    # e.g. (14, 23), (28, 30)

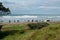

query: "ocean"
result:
(0, 14), (60, 23)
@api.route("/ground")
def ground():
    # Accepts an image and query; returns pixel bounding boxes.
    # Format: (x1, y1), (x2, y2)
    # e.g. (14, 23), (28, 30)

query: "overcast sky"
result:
(0, 0), (60, 14)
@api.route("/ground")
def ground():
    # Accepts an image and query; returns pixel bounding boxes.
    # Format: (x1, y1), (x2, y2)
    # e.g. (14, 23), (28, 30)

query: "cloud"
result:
(1, 0), (60, 10)
(0, 0), (60, 14)
(38, 6), (60, 10)
(3, 1), (15, 4)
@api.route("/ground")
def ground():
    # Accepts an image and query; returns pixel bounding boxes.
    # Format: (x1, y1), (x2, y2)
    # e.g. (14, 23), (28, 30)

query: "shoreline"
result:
(1, 21), (60, 24)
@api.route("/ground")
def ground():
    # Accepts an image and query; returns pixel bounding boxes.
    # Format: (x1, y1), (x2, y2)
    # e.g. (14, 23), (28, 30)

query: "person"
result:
(9, 20), (11, 23)
(17, 20), (19, 22)
(32, 20), (33, 22)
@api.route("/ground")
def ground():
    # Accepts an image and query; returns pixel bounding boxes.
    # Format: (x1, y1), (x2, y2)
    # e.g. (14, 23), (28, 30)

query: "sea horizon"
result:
(2, 14), (60, 16)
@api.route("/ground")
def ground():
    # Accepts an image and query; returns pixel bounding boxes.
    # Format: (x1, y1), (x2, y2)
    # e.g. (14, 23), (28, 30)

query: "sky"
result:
(0, 0), (60, 14)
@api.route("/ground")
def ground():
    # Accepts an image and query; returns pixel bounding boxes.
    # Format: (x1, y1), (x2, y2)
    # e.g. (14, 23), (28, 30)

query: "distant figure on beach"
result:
(44, 20), (50, 22)
(0, 20), (3, 23)
(9, 20), (11, 23)
(17, 20), (19, 22)
(32, 20), (34, 22)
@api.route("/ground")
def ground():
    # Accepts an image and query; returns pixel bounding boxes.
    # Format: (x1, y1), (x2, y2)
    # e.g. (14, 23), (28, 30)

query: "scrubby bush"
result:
(19, 30), (25, 34)
(0, 25), (3, 31)
(28, 22), (49, 29)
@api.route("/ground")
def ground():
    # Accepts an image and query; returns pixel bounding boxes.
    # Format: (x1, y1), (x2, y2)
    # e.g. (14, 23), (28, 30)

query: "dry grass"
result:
(0, 22), (60, 40)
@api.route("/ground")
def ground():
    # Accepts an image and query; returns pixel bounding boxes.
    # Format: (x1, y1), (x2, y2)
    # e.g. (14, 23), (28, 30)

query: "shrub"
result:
(0, 25), (3, 31)
(28, 22), (49, 29)
(19, 30), (25, 34)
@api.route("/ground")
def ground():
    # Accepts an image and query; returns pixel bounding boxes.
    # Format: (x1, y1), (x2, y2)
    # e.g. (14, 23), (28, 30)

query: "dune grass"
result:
(0, 22), (60, 40)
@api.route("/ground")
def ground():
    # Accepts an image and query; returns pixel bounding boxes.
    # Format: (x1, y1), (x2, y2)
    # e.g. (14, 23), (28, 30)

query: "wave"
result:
(2, 15), (60, 18)
(2, 15), (38, 18)
(1, 16), (60, 22)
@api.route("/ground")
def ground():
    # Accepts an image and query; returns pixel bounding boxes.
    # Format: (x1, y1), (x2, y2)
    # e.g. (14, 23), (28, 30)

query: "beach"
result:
(0, 15), (60, 23)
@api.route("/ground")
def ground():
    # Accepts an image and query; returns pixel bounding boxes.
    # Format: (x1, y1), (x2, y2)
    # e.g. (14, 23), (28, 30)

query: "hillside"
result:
(0, 22), (60, 40)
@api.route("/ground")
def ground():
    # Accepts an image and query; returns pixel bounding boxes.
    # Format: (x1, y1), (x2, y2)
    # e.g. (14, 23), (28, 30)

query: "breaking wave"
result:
(2, 15), (38, 18)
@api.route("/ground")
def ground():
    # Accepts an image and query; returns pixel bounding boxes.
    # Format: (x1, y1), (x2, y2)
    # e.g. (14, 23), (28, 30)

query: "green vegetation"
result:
(0, 2), (10, 12)
(28, 22), (49, 29)
(0, 2), (10, 15)
(0, 24), (3, 31)
(0, 22), (60, 40)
